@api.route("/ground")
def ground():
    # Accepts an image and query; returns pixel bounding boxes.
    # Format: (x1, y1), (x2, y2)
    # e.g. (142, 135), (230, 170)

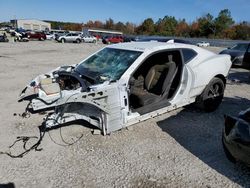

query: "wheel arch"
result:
(200, 74), (226, 95)
(214, 74), (226, 85)
(195, 76), (226, 112)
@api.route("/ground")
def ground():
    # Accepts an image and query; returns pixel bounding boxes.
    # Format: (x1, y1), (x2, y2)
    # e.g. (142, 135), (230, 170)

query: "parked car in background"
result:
(27, 31), (46, 41)
(123, 35), (137, 42)
(14, 31), (29, 42)
(219, 42), (250, 69)
(196, 41), (210, 47)
(45, 33), (54, 40)
(0, 27), (10, 31)
(57, 33), (82, 43)
(0, 34), (9, 42)
(19, 42), (231, 135)
(137, 37), (191, 44)
(81, 35), (97, 43)
(102, 36), (124, 44)
(223, 108), (250, 166)
(6, 28), (15, 34)
(93, 34), (102, 41)
(15, 28), (27, 33)
(54, 31), (69, 41)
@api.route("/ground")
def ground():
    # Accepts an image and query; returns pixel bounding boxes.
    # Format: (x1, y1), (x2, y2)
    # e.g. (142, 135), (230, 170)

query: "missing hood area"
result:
(18, 65), (112, 134)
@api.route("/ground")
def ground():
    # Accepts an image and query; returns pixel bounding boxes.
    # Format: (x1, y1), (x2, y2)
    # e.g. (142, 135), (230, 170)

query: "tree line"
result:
(49, 9), (249, 40)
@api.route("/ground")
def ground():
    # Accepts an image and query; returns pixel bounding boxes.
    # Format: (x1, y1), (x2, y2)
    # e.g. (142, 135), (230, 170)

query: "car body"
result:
(123, 36), (137, 42)
(223, 108), (250, 166)
(14, 32), (29, 42)
(57, 33), (82, 43)
(102, 36), (124, 44)
(93, 34), (102, 41)
(54, 31), (69, 40)
(0, 35), (9, 42)
(196, 41), (210, 47)
(15, 28), (27, 33)
(27, 31), (46, 41)
(19, 42), (231, 135)
(81, 35), (97, 43)
(6, 28), (16, 34)
(0, 27), (10, 31)
(219, 42), (250, 69)
(45, 33), (55, 40)
(137, 37), (192, 44)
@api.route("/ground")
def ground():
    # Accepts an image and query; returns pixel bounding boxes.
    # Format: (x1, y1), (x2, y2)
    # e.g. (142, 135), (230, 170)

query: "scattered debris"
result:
(13, 112), (30, 118)
(148, 176), (157, 182)
(126, 126), (134, 131)
(92, 129), (101, 135)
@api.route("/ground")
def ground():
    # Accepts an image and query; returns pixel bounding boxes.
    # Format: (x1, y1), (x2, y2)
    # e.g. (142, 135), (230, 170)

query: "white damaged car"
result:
(19, 42), (231, 135)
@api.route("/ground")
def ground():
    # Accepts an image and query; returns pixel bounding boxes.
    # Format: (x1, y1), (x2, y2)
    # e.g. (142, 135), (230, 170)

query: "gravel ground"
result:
(0, 41), (249, 188)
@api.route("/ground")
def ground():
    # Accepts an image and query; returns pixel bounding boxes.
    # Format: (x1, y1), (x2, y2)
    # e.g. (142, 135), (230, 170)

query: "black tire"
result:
(76, 39), (81, 43)
(196, 77), (225, 112)
(61, 38), (66, 43)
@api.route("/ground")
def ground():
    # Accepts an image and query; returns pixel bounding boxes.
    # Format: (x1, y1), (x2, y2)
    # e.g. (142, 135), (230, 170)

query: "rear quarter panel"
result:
(188, 52), (231, 97)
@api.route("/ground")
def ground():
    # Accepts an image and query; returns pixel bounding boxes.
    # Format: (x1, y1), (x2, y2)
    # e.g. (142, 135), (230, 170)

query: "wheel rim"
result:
(208, 83), (222, 99)
(204, 82), (224, 108)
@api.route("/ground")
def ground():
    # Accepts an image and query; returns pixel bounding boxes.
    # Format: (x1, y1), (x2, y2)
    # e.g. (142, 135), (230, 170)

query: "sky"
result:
(0, 0), (249, 24)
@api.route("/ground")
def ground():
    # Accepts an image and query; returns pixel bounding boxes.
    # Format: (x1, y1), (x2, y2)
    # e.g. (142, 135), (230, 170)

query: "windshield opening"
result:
(75, 48), (142, 84)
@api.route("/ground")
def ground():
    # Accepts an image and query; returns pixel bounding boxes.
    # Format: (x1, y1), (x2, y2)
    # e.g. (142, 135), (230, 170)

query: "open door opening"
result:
(128, 50), (183, 114)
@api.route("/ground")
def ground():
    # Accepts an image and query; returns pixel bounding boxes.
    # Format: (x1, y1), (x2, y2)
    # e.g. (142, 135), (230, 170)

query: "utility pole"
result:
(14, 15), (17, 29)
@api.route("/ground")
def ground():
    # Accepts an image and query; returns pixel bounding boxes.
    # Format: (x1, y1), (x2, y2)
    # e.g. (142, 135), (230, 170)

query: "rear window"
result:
(182, 49), (197, 63)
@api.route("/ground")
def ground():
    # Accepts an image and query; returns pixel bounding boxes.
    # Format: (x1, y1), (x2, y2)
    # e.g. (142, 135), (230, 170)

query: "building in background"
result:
(10, 19), (51, 31)
(82, 28), (123, 37)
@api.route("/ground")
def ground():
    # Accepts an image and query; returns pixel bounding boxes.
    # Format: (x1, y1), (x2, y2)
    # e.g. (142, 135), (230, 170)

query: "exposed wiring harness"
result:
(0, 125), (46, 158)
(0, 93), (87, 158)
(0, 122), (85, 158)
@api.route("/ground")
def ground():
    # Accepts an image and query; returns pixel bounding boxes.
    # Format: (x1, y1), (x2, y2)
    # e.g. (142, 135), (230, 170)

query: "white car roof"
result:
(107, 41), (211, 54)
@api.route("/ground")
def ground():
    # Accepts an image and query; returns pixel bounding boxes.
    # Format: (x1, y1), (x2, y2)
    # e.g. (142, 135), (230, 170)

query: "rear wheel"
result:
(76, 39), (81, 43)
(196, 77), (225, 112)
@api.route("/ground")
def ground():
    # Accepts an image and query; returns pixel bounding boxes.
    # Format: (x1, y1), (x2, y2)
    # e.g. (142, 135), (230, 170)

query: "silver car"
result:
(58, 33), (82, 43)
